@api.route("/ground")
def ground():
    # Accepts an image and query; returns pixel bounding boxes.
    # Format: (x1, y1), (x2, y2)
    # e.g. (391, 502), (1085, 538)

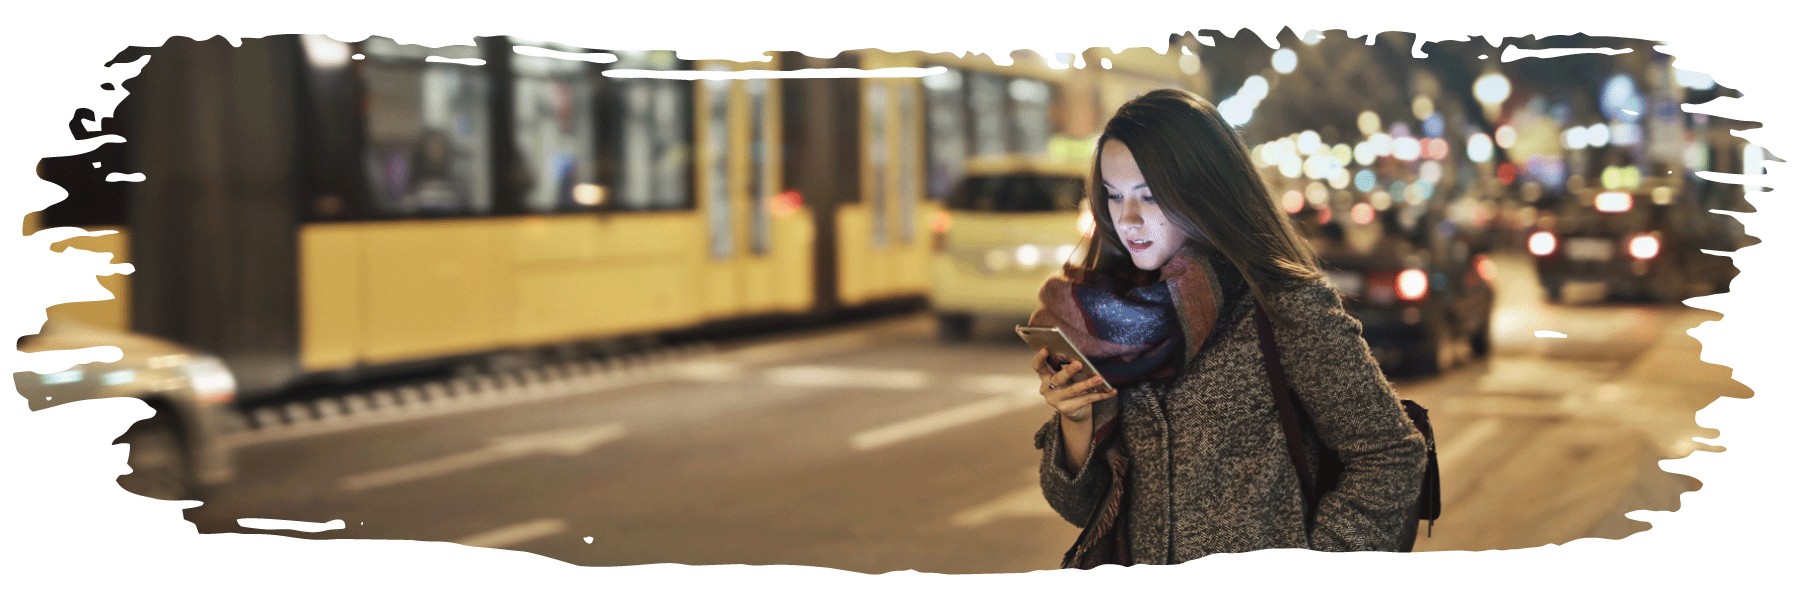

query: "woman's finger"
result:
(1052, 387), (1117, 419)
(1030, 348), (1052, 377)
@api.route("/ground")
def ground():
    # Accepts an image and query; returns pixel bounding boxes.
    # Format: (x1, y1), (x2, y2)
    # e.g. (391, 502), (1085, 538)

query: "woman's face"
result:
(1100, 139), (1189, 271)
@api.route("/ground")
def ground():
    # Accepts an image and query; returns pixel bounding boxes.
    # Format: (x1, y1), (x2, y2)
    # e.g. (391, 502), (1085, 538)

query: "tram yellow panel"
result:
(360, 220), (509, 364)
(44, 228), (131, 333)
(298, 225), (361, 372)
(699, 261), (742, 320)
(835, 203), (872, 305)
(510, 216), (602, 264)
(513, 262), (697, 343)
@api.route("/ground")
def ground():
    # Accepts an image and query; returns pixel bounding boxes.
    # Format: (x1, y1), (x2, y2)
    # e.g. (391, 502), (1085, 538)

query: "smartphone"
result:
(1015, 325), (1117, 393)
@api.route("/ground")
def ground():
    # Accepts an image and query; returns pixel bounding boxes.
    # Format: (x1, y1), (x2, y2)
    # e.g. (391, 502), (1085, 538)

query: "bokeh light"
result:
(1281, 189), (1305, 213)
(1353, 142), (1376, 166)
(1411, 95), (1434, 121)
(1368, 133), (1393, 157)
(1422, 113), (1444, 138)
(1419, 160), (1442, 184)
(1495, 125), (1517, 149)
(1272, 48), (1297, 74)
(1331, 143), (1352, 166)
(1351, 203), (1375, 225)
(1297, 130), (1322, 155)
(1392, 137), (1421, 161)
(1354, 169), (1377, 193)
(1587, 123), (1611, 147)
(1467, 133), (1494, 163)
(1358, 110), (1381, 136)
(1370, 189), (1394, 211)
(1474, 72), (1511, 105)
(1425, 138), (1449, 161)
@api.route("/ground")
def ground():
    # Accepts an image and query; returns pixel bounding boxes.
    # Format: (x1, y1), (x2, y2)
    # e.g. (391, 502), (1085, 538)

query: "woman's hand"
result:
(1032, 348), (1117, 422)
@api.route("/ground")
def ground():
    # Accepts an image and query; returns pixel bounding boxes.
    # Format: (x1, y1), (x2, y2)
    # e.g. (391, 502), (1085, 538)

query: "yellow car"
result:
(928, 157), (1092, 340)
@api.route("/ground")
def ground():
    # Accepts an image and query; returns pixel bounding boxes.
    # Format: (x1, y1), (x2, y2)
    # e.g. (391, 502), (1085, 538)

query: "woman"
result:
(1030, 89), (1426, 564)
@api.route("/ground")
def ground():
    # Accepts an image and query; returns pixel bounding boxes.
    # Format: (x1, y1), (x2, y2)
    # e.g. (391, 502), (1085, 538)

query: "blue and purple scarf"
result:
(1029, 249), (1241, 386)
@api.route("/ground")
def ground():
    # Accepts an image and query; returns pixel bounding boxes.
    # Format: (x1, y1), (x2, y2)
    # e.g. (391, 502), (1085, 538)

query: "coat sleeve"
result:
(1269, 279), (1427, 552)
(1034, 414), (1107, 528)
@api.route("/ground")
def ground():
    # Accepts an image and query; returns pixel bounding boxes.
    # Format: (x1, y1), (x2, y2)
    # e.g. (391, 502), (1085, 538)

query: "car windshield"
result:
(945, 174), (1083, 212)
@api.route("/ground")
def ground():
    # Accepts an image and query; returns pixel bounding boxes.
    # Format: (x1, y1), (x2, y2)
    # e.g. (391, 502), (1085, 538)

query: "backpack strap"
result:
(1253, 303), (1318, 511)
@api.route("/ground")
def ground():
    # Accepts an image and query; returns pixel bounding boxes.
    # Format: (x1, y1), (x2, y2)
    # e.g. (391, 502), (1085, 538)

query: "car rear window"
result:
(945, 175), (1084, 212)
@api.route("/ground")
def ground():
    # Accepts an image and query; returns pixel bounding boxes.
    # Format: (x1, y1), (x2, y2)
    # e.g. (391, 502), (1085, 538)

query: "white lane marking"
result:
(453, 518), (568, 549)
(766, 365), (928, 390)
(237, 518), (346, 533)
(851, 394), (1042, 451)
(958, 374), (1043, 395)
(1436, 417), (1504, 468)
(951, 485), (1058, 527)
(337, 423), (626, 493)
(1534, 330), (1568, 338)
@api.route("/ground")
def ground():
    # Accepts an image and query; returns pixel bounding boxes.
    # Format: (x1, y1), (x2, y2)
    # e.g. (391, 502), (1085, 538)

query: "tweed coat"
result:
(1034, 270), (1428, 564)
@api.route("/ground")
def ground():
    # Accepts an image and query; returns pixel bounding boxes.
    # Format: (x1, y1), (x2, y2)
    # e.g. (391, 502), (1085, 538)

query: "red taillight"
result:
(771, 190), (805, 217)
(931, 210), (951, 251)
(1497, 163), (1517, 185)
(1474, 254), (1497, 281)
(1317, 206), (1333, 225)
(1397, 269), (1429, 301)
(1629, 235), (1660, 260)
(1528, 231), (1557, 256)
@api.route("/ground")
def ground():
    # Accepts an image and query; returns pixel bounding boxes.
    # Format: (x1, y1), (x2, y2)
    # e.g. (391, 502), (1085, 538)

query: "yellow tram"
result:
(29, 34), (1207, 401)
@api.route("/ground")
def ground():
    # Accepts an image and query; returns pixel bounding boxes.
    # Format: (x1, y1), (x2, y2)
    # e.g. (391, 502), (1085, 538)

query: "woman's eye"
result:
(1105, 194), (1122, 202)
(1142, 196), (1156, 204)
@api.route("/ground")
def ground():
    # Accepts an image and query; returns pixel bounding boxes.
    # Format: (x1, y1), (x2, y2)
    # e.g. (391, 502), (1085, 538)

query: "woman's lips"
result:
(1126, 239), (1153, 252)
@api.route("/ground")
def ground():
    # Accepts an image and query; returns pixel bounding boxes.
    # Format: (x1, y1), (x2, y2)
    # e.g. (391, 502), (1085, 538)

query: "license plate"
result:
(1564, 238), (1614, 261)
(1327, 270), (1364, 295)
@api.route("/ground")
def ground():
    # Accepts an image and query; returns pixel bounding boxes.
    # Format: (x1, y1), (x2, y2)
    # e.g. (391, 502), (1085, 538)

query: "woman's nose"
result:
(1116, 199), (1143, 226)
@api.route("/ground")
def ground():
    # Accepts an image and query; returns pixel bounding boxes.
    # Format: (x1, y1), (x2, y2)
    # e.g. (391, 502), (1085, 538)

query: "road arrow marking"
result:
(337, 423), (626, 493)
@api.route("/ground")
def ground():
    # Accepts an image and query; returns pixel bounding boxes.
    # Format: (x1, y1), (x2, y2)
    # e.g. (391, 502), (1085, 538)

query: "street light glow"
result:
(1474, 73), (1511, 105)
(1272, 48), (1297, 74)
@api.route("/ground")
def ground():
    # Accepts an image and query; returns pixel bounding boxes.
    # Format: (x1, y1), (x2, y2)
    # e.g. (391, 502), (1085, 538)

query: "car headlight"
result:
(181, 356), (237, 406)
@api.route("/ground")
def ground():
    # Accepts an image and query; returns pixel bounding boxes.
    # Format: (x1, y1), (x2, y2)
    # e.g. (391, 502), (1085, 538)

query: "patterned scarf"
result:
(1029, 249), (1241, 386)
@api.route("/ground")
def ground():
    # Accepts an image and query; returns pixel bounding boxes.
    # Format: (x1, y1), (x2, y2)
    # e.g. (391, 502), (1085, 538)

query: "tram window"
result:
(703, 73), (732, 260)
(866, 80), (890, 248)
(510, 48), (602, 213)
(1008, 77), (1053, 155)
(946, 175), (1083, 213)
(358, 38), (493, 217)
(922, 67), (968, 200)
(968, 72), (1008, 158)
(747, 78), (772, 255)
(608, 50), (693, 211)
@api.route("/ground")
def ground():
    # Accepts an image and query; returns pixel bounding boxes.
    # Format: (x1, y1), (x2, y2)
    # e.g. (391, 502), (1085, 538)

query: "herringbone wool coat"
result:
(1035, 276), (1428, 564)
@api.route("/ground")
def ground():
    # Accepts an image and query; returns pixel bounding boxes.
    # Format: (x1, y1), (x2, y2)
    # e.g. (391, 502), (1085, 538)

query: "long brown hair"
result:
(1079, 89), (1321, 312)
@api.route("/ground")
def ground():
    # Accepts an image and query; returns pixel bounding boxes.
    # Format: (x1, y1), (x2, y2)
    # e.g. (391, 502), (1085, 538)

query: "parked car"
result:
(928, 156), (1090, 341)
(13, 319), (239, 500)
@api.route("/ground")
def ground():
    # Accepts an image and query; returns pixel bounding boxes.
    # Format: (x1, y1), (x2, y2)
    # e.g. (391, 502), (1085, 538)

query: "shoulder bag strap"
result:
(1253, 303), (1318, 508)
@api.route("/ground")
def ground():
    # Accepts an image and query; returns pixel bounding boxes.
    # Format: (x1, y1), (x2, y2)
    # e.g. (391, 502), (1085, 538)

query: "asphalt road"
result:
(184, 253), (1740, 573)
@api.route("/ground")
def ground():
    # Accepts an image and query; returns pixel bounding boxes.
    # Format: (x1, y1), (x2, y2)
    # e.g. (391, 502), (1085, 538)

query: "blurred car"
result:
(1295, 188), (1497, 376)
(928, 156), (1090, 341)
(1525, 166), (1730, 303)
(13, 319), (238, 500)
